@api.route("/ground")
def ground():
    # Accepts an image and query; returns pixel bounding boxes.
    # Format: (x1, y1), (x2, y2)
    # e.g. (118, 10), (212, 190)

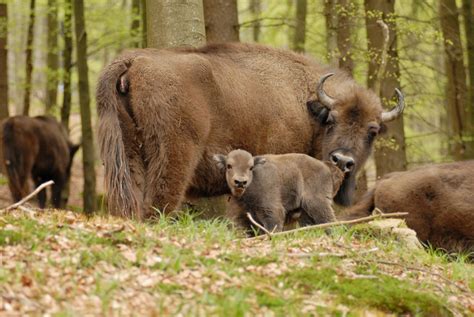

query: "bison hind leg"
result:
(33, 176), (48, 208)
(300, 196), (336, 226)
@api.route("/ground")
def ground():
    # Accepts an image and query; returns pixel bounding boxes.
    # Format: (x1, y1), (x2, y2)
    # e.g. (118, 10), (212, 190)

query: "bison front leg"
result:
(255, 207), (285, 234)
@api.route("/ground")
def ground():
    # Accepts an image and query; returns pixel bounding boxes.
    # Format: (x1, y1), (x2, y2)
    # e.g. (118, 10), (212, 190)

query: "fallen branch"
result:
(2, 180), (54, 212)
(246, 212), (273, 239)
(245, 212), (408, 241)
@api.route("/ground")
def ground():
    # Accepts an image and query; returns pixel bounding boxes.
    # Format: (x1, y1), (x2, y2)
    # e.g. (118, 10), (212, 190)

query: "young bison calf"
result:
(214, 149), (345, 234)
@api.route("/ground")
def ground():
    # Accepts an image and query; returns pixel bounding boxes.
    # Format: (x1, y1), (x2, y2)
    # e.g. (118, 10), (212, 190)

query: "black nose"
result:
(234, 179), (247, 187)
(330, 153), (355, 172)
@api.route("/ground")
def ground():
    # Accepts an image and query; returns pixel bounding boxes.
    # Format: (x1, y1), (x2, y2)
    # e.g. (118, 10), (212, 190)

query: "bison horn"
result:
(381, 88), (405, 122)
(317, 73), (336, 109)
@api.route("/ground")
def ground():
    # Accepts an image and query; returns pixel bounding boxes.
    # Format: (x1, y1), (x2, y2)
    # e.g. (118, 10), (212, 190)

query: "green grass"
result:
(0, 210), (472, 316)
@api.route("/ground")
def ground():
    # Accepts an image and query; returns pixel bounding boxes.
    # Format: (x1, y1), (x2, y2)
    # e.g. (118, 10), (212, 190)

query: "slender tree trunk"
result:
(131, 0), (140, 47)
(141, 0), (147, 47)
(146, 0), (206, 48)
(324, 0), (338, 64)
(61, 0), (73, 132)
(73, 0), (96, 213)
(337, 0), (354, 74)
(292, 0), (307, 52)
(439, 0), (469, 160)
(462, 0), (474, 158)
(203, 0), (239, 43)
(23, 0), (36, 116)
(365, 0), (407, 177)
(0, 2), (8, 119)
(45, 0), (58, 114)
(249, 0), (261, 42)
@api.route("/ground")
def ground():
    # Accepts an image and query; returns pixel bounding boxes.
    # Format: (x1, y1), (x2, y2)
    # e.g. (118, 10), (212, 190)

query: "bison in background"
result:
(343, 161), (474, 255)
(0, 116), (80, 208)
(97, 42), (404, 219)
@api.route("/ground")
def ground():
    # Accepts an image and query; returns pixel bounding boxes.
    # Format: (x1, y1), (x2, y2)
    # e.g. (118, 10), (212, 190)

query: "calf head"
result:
(309, 73), (405, 206)
(213, 149), (266, 198)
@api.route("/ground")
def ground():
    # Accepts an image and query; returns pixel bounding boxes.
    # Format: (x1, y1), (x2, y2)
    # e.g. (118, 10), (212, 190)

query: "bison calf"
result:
(343, 161), (474, 254)
(0, 116), (80, 208)
(214, 149), (345, 234)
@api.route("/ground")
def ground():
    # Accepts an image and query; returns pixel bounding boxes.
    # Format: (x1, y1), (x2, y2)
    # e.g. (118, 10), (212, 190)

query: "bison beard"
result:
(97, 43), (404, 219)
(0, 116), (79, 208)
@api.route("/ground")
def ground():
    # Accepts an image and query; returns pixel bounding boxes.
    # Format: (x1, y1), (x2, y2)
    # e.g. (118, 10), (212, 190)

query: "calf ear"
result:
(70, 144), (81, 158)
(254, 156), (266, 166)
(213, 154), (226, 169)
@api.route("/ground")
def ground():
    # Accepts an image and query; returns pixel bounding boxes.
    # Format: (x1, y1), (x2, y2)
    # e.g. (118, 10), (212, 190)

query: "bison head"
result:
(213, 149), (266, 198)
(309, 73), (405, 206)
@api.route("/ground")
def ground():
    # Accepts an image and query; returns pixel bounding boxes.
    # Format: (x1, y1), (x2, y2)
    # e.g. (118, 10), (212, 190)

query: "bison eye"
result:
(249, 166), (254, 171)
(227, 164), (232, 170)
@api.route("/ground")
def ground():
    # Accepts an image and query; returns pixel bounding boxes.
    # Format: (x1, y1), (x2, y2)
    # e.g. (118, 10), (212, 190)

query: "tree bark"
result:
(365, 0), (407, 177)
(462, 0), (474, 158)
(131, 0), (140, 47)
(61, 0), (73, 132)
(146, 0), (206, 48)
(73, 0), (96, 213)
(324, 0), (338, 64)
(45, 0), (58, 114)
(337, 0), (354, 74)
(22, 0), (36, 116)
(439, 0), (469, 160)
(141, 0), (147, 47)
(249, 0), (261, 42)
(292, 0), (307, 52)
(203, 0), (239, 43)
(0, 2), (8, 119)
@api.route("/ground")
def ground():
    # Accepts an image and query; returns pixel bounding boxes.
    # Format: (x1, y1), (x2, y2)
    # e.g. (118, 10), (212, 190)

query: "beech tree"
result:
(0, 2), (8, 119)
(203, 0), (239, 43)
(23, 0), (36, 116)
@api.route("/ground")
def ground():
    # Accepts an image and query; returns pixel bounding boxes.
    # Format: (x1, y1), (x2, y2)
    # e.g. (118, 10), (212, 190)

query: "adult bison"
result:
(0, 115), (80, 208)
(97, 43), (404, 219)
(343, 161), (474, 254)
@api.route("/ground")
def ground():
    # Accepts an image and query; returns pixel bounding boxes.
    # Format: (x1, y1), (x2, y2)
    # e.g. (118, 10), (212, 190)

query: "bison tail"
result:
(2, 121), (27, 201)
(96, 59), (141, 219)
(340, 188), (375, 220)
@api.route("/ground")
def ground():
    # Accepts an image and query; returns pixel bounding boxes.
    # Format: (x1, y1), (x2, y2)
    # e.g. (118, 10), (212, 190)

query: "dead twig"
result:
(2, 180), (54, 212)
(245, 212), (409, 241)
(373, 19), (390, 96)
(246, 212), (273, 239)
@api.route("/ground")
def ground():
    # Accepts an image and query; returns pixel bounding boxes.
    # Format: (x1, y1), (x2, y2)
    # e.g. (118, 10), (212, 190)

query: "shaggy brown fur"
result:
(214, 149), (345, 234)
(97, 43), (403, 219)
(0, 116), (80, 208)
(343, 161), (474, 254)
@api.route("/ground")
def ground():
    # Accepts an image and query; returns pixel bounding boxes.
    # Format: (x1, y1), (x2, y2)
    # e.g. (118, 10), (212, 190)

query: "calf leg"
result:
(255, 207), (285, 233)
(300, 196), (336, 226)
(51, 179), (65, 209)
(33, 176), (48, 209)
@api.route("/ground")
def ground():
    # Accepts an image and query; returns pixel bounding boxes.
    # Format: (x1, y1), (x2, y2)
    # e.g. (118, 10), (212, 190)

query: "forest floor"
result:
(0, 207), (473, 316)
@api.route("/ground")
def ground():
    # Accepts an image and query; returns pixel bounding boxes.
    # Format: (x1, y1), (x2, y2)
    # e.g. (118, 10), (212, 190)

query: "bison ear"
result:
(70, 144), (80, 158)
(379, 123), (388, 135)
(254, 156), (266, 166)
(213, 154), (226, 169)
(307, 100), (330, 124)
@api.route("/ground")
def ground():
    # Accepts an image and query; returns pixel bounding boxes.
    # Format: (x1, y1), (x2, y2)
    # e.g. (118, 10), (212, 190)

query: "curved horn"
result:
(381, 88), (405, 122)
(317, 73), (336, 109)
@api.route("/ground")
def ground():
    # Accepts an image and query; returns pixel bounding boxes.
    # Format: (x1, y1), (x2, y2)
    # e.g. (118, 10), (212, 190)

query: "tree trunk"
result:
(324, 0), (338, 64)
(292, 0), (307, 52)
(462, 0), (474, 158)
(203, 0), (239, 43)
(146, 0), (206, 48)
(337, 0), (354, 74)
(131, 0), (140, 47)
(249, 0), (261, 42)
(141, 0), (147, 47)
(439, 0), (469, 160)
(73, 0), (96, 213)
(23, 0), (36, 116)
(365, 0), (407, 177)
(61, 0), (73, 132)
(0, 2), (8, 119)
(45, 0), (58, 114)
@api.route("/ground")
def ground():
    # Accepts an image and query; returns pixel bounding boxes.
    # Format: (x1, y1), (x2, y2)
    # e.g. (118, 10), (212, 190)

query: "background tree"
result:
(61, 0), (73, 131)
(249, 0), (261, 42)
(0, 1), (8, 119)
(462, 0), (474, 158)
(45, 0), (58, 114)
(292, 0), (306, 52)
(73, 0), (96, 213)
(336, 0), (354, 74)
(141, 0), (147, 47)
(146, 0), (206, 48)
(439, 0), (470, 160)
(324, 0), (338, 64)
(203, 0), (239, 43)
(130, 0), (140, 48)
(365, 0), (407, 178)
(22, 0), (36, 116)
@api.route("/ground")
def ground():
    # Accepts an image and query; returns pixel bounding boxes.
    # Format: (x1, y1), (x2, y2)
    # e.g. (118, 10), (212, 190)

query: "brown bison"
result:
(343, 161), (474, 254)
(214, 149), (345, 234)
(97, 43), (404, 219)
(0, 115), (80, 208)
